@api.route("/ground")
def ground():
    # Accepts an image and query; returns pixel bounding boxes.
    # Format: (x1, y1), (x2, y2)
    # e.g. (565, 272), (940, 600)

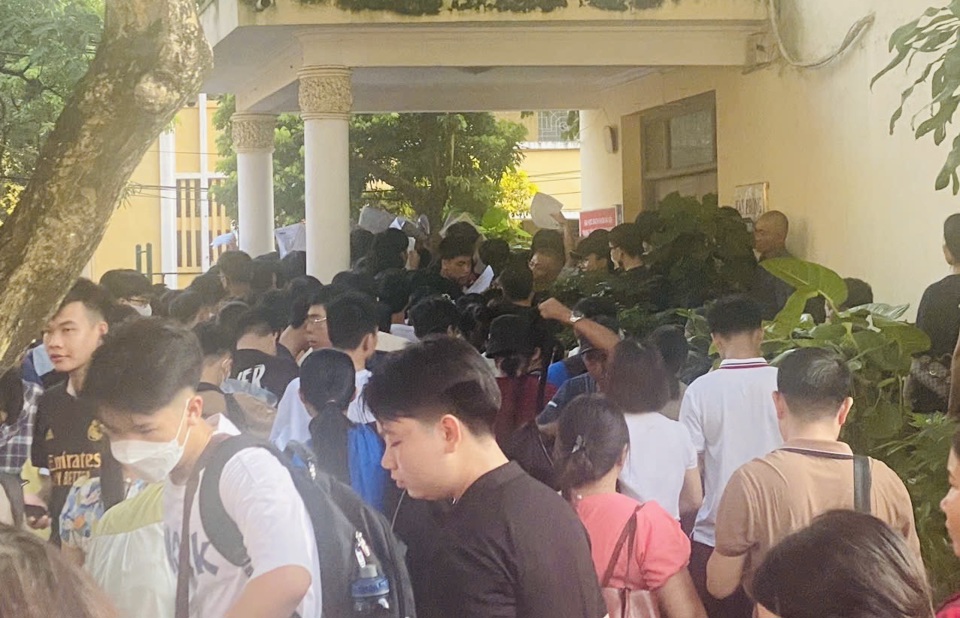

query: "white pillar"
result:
(232, 113), (276, 258)
(299, 66), (352, 282)
(158, 130), (179, 288)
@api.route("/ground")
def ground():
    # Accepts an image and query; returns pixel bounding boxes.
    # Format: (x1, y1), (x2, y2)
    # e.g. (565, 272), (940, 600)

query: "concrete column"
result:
(299, 66), (352, 282)
(232, 113), (277, 257)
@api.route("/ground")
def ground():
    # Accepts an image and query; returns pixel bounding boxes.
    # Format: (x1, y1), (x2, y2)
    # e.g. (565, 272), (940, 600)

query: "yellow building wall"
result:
(87, 146), (162, 280)
(90, 98), (223, 286)
(597, 0), (958, 316)
(522, 149), (582, 212)
(497, 111), (582, 212)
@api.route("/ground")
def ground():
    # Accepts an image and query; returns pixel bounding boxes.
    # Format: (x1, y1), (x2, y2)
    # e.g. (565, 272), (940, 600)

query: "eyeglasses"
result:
(306, 316), (328, 325)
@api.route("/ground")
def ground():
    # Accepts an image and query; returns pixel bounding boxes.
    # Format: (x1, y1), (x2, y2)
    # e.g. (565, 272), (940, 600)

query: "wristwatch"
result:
(569, 310), (585, 324)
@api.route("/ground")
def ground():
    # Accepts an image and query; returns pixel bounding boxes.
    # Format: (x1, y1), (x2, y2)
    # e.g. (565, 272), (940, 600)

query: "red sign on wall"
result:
(579, 207), (618, 236)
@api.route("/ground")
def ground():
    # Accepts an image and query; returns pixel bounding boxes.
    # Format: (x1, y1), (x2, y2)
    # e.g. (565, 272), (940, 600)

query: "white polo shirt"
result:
(679, 357), (782, 547)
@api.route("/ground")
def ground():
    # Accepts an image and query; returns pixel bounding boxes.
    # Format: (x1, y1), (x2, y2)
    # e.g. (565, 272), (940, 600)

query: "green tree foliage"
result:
(212, 99), (527, 233)
(0, 0), (103, 223)
(212, 96), (306, 226)
(874, 3), (960, 193)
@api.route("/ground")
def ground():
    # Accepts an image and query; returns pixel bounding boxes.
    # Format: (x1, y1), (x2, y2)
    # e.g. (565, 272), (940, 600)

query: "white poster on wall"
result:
(733, 182), (769, 221)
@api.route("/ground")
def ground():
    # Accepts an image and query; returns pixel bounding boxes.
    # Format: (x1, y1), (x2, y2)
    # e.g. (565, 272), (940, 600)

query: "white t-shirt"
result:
(619, 412), (697, 520)
(164, 416), (322, 618)
(271, 369), (374, 451)
(679, 358), (782, 547)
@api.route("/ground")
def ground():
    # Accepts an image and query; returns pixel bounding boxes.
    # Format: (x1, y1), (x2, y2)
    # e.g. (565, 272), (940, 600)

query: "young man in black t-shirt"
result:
(366, 337), (606, 618)
(231, 306), (299, 401)
(30, 279), (112, 542)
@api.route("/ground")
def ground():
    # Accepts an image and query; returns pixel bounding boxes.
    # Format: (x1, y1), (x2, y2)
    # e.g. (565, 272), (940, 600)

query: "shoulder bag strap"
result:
(601, 505), (642, 588)
(175, 434), (232, 618)
(854, 455), (872, 515)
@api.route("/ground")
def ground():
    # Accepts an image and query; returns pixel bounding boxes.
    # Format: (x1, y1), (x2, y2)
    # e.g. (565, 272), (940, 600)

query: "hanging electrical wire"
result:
(768, 0), (875, 69)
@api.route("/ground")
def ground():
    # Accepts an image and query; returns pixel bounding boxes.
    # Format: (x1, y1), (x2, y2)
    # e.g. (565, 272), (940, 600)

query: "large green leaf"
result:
(761, 258), (849, 307)
(840, 303), (910, 321)
(765, 288), (817, 339)
(873, 317), (932, 357)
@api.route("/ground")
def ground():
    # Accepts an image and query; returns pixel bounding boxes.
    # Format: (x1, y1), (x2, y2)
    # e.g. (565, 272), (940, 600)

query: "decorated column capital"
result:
(232, 113), (276, 153)
(298, 66), (353, 120)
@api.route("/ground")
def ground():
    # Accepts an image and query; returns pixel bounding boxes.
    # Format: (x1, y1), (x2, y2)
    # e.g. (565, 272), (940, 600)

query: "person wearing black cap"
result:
(485, 314), (556, 445)
(535, 298), (622, 432)
(571, 230), (613, 273)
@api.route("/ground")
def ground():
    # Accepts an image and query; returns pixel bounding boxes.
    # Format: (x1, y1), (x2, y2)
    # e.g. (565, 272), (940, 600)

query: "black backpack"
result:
(196, 434), (416, 618)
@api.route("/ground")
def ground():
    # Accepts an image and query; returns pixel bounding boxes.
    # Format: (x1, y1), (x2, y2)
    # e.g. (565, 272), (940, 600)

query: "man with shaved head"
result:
(752, 211), (795, 319)
(753, 211), (791, 261)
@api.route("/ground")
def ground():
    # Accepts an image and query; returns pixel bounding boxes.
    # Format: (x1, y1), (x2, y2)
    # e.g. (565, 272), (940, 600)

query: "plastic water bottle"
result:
(351, 563), (391, 614)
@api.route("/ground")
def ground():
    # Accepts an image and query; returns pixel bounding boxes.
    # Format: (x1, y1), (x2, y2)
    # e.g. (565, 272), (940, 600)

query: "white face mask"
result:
(133, 304), (153, 317)
(110, 400), (192, 483)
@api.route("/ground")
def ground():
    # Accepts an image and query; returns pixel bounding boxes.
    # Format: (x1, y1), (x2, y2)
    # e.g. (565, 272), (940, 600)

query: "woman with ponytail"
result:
(298, 348), (358, 486)
(555, 394), (705, 618)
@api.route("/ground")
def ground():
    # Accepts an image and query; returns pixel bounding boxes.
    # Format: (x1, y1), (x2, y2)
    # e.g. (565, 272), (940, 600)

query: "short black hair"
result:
(648, 325), (689, 375)
(331, 271), (378, 299)
(193, 321), (235, 359)
(366, 336), (501, 436)
(706, 294), (763, 336)
(280, 250), (307, 283)
(445, 221), (481, 245)
(479, 239), (511, 276)
(217, 300), (250, 339)
(300, 348), (355, 415)
(608, 223), (644, 258)
(288, 276), (324, 328)
(250, 259), (280, 295)
(325, 291), (379, 351)
(104, 303), (140, 328)
(82, 319), (202, 415)
(235, 306), (279, 339)
(376, 269), (412, 315)
(218, 251), (253, 285)
(254, 289), (291, 333)
(497, 265), (533, 303)
(59, 279), (114, 322)
(369, 229), (409, 274)
(531, 229), (564, 256)
(351, 229), (375, 267)
(408, 296), (461, 339)
(308, 284), (349, 311)
(99, 269), (151, 301)
(840, 278), (874, 311)
(777, 348), (852, 420)
(438, 235), (475, 261)
(169, 291), (205, 325)
(946, 214), (960, 262)
(186, 273), (226, 306)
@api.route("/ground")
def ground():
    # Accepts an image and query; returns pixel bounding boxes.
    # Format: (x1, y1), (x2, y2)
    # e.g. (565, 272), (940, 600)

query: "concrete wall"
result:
(586, 0), (959, 316)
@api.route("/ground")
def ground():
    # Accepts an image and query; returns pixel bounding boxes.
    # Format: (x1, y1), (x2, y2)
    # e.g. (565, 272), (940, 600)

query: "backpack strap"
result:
(0, 473), (25, 528)
(175, 433), (232, 618)
(854, 455), (872, 515)
(196, 433), (264, 576)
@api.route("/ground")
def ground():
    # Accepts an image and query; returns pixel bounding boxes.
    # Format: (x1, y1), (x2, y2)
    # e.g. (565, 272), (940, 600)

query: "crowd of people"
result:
(0, 209), (958, 618)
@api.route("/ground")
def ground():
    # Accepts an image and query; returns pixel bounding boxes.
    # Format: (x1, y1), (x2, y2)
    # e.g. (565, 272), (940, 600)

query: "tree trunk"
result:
(0, 0), (212, 371)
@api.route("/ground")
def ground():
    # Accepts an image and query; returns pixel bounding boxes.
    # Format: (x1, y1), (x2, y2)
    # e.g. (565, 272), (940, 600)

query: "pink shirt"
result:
(575, 492), (691, 591)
